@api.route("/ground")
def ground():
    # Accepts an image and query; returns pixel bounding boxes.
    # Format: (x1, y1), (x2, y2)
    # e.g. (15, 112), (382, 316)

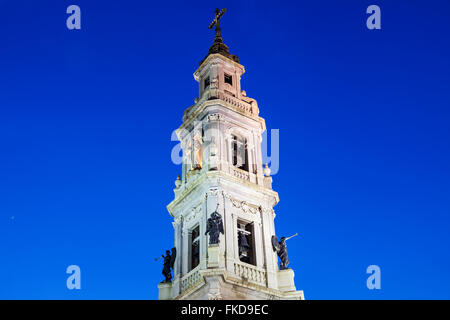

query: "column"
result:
(171, 218), (182, 298)
(253, 221), (264, 269)
(181, 226), (189, 276)
(261, 207), (278, 289)
(223, 193), (235, 274)
(200, 196), (208, 269)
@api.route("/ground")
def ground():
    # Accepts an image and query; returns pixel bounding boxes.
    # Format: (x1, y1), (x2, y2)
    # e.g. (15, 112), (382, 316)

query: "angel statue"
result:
(272, 233), (298, 270)
(156, 247), (176, 283)
(205, 204), (224, 245)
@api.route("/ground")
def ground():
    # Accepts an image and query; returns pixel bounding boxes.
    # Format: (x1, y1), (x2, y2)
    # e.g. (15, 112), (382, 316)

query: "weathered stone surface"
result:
(207, 244), (221, 269)
(158, 282), (173, 300)
(277, 268), (297, 292)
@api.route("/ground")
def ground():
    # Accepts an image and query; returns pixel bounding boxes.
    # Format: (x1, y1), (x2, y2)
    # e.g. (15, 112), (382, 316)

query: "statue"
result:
(184, 141), (193, 171)
(205, 204), (224, 245)
(193, 132), (203, 170)
(156, 247), (176, 283)
(272, 233), (297, 270)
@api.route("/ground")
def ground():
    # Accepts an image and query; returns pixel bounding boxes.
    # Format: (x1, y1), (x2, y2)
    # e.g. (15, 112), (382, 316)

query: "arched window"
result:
(231, 134), (249, 172)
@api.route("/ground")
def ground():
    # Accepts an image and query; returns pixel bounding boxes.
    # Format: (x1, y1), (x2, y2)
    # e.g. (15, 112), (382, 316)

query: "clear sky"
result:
(1, 0), (449, 300)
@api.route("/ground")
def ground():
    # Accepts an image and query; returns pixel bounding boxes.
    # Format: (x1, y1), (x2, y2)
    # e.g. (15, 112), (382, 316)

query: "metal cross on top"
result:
(208, 8), (227, 42)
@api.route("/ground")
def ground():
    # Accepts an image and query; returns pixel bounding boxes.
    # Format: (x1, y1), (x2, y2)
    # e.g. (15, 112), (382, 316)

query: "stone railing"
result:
(218, 92), (254, 115)
(232, 167), (250, 181)
(183, 90), (257, 123)
(234, 261), (267, 286)
(180, 267), (203, 293)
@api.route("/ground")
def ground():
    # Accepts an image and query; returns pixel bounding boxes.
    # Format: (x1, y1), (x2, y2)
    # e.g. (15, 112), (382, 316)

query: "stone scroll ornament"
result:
(272, 233), (298, 270)
(156, 247), (176, 283)
(205, 204), (224, 245)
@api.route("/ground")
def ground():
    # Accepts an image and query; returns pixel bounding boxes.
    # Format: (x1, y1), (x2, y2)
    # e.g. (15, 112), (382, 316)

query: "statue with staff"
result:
(272, 233), (298, 270)
(155, 247), (176, 283)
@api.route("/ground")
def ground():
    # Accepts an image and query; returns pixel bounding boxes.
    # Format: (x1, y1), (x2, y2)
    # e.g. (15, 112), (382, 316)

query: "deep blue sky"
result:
(1, 0), (449, 299)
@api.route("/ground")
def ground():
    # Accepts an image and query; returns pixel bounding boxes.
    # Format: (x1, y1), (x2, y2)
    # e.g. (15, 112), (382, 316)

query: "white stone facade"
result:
(161, 53), (304, 300)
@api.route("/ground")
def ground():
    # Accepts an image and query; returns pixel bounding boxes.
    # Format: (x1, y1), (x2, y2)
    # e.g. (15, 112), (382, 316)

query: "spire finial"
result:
(200, 8), (239, 65)
(208, 8), (227, 43)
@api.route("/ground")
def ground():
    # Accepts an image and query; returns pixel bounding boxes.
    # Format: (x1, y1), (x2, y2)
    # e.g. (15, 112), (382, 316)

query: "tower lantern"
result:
(158, 8), (304, 300)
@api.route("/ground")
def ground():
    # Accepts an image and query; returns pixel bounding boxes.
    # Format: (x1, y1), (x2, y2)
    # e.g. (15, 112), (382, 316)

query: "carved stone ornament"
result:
(208, 291), (223, 300)
(207, 113), (223, 122)
(185, 204), (202, 223)
(225, 193), (258, 215)
(208, 188), (219, 197)
(260, 206), (275, 216)
(174, 216), (184, 224)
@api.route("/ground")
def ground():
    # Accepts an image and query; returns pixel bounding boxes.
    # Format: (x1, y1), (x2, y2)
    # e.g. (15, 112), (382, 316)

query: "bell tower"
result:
(158, 8), (304, 300)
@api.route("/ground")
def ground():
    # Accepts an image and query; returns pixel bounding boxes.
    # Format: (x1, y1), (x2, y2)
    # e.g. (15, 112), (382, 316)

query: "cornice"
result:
(177, 96), (265, 136)
(167, 170), (279, 217)
(195, 53), (245, 78)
